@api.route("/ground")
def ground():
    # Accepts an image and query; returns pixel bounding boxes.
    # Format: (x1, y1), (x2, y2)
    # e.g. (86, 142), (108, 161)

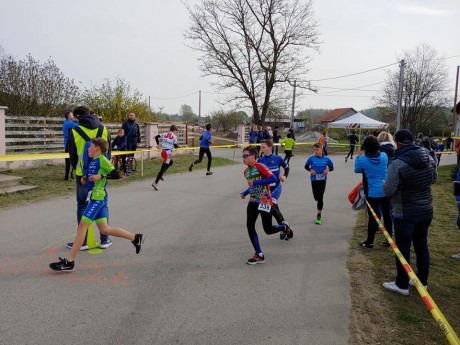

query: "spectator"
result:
(354, 135), (392, 248)
(122, 112), (141, 163)
(382, 129), (437, 296)
(248, 125), (259, 145)
(273, 126), (282, 155)
(446, 135), (454, 151)
(288, 126), (296, 141)
(452, 167), (460, 259)
(67, 105), (112, 250)
(319, 131), (328, 156)
(377, 131), (396, 164)
(62, 111), (78, 181)
(112, 128), (128, 177)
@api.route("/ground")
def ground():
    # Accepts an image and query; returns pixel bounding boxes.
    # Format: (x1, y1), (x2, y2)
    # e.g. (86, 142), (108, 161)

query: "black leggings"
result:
(311, 180), (326, 211)
(284, 150), (293, 164)
(247, 202), (284, 253)
(271, 203), (285, 224)
(155, 160), (173, 183)
(345, 145), (355, 159)
(193, 147), (212, 171)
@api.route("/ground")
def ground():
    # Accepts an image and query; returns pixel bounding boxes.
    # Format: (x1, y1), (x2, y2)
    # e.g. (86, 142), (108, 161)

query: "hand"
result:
(240, 194), (246, 199)
(311, 169), (317, 176)
(279, 176), (287, 182)
(323, 169), (329, 176)
(90, 174), (101, 182)
(248, 180), (254, 187)
(81, 176), (87, 185)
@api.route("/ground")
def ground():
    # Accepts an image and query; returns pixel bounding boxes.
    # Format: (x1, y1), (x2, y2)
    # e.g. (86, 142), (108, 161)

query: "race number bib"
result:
(316, 174), (325, 180)
(258, 203), (271, 213)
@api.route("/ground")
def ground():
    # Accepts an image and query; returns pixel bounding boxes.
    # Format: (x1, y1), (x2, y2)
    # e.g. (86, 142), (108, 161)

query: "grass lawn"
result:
(349, 164), (460, 344)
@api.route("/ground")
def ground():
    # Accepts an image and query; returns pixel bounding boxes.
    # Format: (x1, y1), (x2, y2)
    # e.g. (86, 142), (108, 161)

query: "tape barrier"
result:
(366, 200), (460, 345)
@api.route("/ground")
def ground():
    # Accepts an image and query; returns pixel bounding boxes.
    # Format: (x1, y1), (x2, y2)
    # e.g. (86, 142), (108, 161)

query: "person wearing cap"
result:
(382, 129), (437, 296)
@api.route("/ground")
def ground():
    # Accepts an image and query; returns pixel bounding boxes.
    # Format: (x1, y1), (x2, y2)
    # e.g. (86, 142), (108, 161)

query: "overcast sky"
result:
(0, 0), (459, 116)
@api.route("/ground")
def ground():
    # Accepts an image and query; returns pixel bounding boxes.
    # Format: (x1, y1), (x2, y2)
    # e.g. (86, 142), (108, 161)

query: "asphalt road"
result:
(0, 150), (455, 345)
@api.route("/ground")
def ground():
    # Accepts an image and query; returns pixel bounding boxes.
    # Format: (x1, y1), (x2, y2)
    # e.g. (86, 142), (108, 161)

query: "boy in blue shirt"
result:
(305, 142), (334, 224)
(189, 123), (214, 175)
(50, 138), (145, 272)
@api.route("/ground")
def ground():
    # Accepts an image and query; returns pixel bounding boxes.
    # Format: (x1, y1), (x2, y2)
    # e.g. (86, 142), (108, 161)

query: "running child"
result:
(281, 133), (295, 164)
(49, 138), (145, 272)
(240, 146), (293, 265)
(257, 139), (293, 240)
(189, 123), (213, 175)
(305, 142), (334, 224)
(152, 125), (179, 190)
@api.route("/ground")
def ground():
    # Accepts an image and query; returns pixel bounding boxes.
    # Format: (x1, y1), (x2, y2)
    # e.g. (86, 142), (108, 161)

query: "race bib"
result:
(258, 203), (271, 213)
(316, 174), (325, 180)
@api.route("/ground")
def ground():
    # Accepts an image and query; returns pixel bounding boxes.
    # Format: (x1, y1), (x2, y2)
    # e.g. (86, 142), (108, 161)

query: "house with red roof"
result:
(321, 107), (358, 127)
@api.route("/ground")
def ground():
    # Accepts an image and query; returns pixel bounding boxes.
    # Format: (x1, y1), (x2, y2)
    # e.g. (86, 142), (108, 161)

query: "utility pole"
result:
(148, 96), (151, 116)
(396, 59), (405, 131)
(199, 90), (201, 118)
(453, 66), (459, 136)
(291, 80), (296, 127)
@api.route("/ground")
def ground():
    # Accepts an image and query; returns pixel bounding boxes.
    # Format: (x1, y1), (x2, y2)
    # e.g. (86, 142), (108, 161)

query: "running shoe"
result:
(66, 242), (89, 251)
(382, 281), (409, 296)
(152, 182), (158, 190)
(189, 163), (194, 172)
(279, 232), (287, 240)
(132, 233), (145, 254)
(282, 221), (293, 241)
(315, 217), (322, 225)
(99, 237), (113, 249)
(206, 171), (213, 175)
(452, 253), (460, 259)
(49, 257), (75, 272)
(246, 254), (265, 265)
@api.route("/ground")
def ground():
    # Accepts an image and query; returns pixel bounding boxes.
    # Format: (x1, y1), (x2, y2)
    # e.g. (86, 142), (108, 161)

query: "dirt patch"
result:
(348, 247), (393, 344)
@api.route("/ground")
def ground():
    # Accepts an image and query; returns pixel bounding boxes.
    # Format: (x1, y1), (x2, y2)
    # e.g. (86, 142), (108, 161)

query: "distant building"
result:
(320, 107), (358, 127)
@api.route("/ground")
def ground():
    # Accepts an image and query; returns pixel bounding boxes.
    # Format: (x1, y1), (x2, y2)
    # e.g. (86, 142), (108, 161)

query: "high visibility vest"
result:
(72, 125), (109, 176)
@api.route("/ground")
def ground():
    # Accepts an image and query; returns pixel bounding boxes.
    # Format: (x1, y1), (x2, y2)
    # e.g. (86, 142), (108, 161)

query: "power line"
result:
(308, 62), (399, 82)
(149, 91), (198, 100)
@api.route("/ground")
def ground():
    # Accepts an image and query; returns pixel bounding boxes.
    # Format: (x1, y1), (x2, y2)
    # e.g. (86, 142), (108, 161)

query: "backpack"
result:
(73, 125), (106, 176)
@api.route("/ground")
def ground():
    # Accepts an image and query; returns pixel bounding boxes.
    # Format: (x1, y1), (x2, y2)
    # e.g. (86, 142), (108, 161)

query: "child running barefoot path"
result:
(50, 138), (145, 272)
(305, 142), (334, 225)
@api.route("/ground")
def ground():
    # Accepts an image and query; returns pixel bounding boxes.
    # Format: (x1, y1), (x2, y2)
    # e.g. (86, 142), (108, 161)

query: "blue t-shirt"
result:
(305, 155), (334, 181)
(258, 153), (288, 201)
(354, 152), (388, 198)
(200, 130), (212, 148)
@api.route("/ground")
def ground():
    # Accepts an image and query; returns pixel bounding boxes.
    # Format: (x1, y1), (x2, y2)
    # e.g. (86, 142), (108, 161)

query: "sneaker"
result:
(246, 254), (265, 265)
(152, 182), (158, 190)
(345, 157), (347, 162)
(383, 281), (409, 296)
(160, 177), (164, 181)
(99, 237), (113, 249)
(206, 171), (213, 176)
(132, 233), (145, 254)
(66, 242), (89, 251)
(49, 257), (75, 272)
(382, 240), (391, 247)
(315, 217), (322, 225)
(409, 280), (428, 290)
(359, 241), (374, 249)
(279, 232), (287, 240)
(350, 157), (353, 160)
(189, 164), (194, 172)
(282, 221), (293, 241)
(451, 253), (460, 259)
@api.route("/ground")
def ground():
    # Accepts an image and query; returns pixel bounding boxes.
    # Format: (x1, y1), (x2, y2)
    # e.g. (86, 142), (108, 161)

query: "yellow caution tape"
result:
(366, 200), (460, 345)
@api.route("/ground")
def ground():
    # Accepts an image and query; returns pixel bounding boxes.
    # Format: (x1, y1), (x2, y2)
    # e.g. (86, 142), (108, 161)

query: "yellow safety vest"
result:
(72, 125), (109, 176)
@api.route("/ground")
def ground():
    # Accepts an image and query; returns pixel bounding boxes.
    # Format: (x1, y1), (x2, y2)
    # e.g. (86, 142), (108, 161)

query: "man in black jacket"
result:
(382, 129), (437, 296)
(122, 112), (141, 159)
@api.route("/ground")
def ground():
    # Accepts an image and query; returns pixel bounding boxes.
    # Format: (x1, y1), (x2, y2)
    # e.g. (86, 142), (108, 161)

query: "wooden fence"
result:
(4, 115), (189, 153)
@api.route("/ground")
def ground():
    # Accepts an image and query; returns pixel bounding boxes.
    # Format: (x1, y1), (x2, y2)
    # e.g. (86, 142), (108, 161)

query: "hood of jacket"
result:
(364, 151), (385, 165)
(395, 144), (431, 170)
(76, 115), (102, 130)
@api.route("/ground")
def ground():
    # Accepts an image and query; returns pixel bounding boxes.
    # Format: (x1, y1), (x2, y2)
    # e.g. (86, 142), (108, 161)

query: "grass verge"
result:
(349, 164), (460, 344)
(0, 154), (236, 209)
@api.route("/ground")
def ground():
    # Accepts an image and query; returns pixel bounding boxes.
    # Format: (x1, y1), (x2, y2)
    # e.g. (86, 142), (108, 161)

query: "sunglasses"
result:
(242, 154), (252, 158)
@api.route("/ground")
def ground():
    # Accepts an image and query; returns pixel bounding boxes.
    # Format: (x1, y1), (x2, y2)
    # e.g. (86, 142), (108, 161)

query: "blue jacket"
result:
(354, 152), (388, 198)
(200, 130), (212, 148)
(248, 130), (259, 144)
(62, 119), (78, 147)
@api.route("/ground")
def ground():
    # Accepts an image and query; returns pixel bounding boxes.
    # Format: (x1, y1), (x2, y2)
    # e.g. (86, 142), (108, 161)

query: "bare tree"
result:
(184, 0), (320, 125)
(377, 44), (450, 134)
